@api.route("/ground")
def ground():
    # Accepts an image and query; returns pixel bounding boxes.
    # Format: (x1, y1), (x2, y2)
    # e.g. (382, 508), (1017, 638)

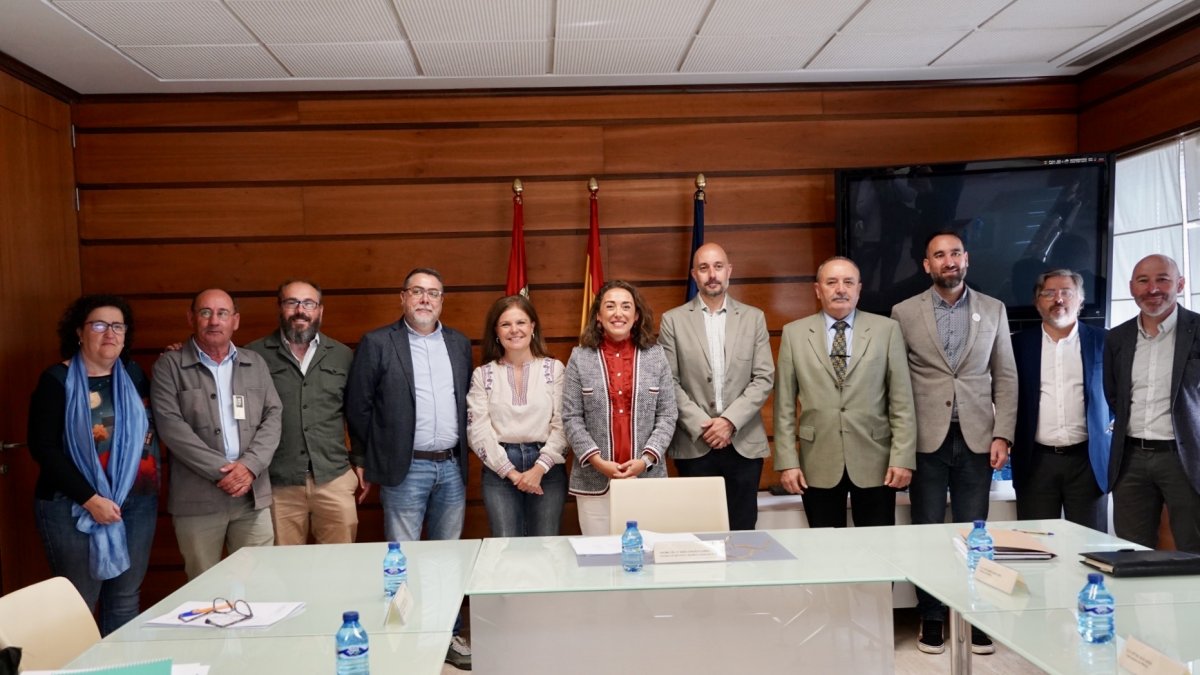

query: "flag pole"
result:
(580, 177), (603, 335)
(686, 173), (706, 301)
(506, 178), (529, 296)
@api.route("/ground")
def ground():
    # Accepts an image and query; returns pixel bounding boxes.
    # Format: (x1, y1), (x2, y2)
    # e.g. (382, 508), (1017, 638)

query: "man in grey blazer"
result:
(660, 243), (775, 530)
(152, 288), (282, 580)
(773, 256), (916, 528)
(891, 232), (1017, 656)
(1104, 254), (1200, 552)
(344, 267), (473, 668)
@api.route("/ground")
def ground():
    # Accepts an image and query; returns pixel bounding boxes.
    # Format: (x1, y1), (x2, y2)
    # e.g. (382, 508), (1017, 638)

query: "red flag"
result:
(506, 184), (528, 296)
(580, 181), (604, 333)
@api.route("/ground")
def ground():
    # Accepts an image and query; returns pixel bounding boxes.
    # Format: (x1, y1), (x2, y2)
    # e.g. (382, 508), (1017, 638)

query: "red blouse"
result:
(599, 337), (635, 464)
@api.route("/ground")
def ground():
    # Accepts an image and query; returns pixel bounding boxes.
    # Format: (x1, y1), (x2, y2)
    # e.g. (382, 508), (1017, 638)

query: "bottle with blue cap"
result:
(335, 610), (369, 674)
(966, 520), (994, 570)
(1077, 573), (1115, 643)
(621, 520), (644, 573)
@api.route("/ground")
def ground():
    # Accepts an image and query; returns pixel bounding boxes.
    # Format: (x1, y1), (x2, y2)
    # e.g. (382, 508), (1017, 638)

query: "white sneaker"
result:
(445, 635), (472, 670)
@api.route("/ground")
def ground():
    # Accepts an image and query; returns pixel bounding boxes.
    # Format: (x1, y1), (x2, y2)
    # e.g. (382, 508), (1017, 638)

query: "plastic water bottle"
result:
(383, 542), (406, 597)
(335, 610), (369, 674)
(966, 520), (994, 570)
(1077, 573), (1115, 643)
(621, 520), (644, 573)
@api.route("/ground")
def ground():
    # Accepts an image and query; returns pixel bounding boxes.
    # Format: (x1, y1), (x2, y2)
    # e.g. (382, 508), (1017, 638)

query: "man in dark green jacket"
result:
(246, 280), (362, 545)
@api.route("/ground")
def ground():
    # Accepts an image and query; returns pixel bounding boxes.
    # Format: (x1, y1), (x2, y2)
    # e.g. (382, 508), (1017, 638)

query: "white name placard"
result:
(653, 540), (726, 564)
(973, 558), (1020, 594)
(1119, 636), (1188, 675)
(384, 581), (413, 626)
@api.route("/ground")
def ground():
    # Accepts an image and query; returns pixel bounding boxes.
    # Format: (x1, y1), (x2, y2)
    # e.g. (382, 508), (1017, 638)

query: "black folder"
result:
(1080, 549), (1200, 577)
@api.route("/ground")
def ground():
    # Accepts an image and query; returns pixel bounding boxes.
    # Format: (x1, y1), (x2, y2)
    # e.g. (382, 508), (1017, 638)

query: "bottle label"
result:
(384, 565), (406, 576)
(338, 646), (368, 658)
(1084, 606), (1114, 616)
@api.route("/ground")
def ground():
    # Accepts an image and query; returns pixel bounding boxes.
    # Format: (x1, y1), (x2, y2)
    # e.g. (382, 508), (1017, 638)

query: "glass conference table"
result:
(466, 528), (907, 674)
(68, 540), (480, 673)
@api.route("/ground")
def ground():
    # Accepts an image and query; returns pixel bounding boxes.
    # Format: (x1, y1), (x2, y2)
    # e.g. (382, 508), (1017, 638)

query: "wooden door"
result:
(0, 74), (80, 595)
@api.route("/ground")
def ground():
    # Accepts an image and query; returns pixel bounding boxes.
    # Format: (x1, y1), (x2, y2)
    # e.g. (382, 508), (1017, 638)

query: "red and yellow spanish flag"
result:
(506, 179), (528, 296)
(580, 178), (604, 333)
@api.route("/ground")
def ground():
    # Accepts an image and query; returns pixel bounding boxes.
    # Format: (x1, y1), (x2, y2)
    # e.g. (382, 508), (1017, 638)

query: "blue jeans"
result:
(482, 443), (566, 537)
(35, 492), (158, 636)
(379, 458), (465, 542)
(909, 423), (992, 621)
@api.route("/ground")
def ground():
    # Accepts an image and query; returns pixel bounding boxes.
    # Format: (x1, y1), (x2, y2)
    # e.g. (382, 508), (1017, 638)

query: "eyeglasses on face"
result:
(280, 298), (320, 310)
(1037, 289), (1077, 299)
(404, 287), (443, 300)
(196, 308), (235, 320)
(85, 321), (128, 335)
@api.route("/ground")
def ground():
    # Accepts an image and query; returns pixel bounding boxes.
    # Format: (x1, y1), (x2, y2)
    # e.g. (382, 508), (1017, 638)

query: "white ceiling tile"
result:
(986, 0), (1159, 29)
(554, 37), (690, 74)
(52, 0), (253, 46)
(120, 44), (290, 79)
(269, 42), (417, 77)
(682, 34), (828, 72)
(558, 0), (709, 39)
(412, 40), (548, 76)
(809, 31), (969, 70)
(936, 27), (1104, 66)
(844, 0), (1010, 32)
(228, 0), (403, 44)
(393, 0), (551, 41)
(699, 0), (861, 36)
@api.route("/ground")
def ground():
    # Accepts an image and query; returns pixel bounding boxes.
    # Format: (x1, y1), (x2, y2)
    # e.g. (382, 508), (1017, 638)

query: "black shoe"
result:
(971, 627), (994, 655)
(918, 619), (945, 654)
(445, 635), (472, 670)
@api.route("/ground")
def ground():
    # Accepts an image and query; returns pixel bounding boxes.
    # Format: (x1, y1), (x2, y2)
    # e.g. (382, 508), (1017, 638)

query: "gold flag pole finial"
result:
(588, 177), (599, 194)
(512, 178), (524, 195)
(695, 173), (706, 190)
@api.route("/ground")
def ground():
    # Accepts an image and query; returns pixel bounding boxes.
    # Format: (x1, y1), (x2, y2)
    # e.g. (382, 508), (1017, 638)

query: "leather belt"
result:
(1126, 437), (1177, 452)
(413, 449), (455, 462)
(1034, 441), (1088, 455)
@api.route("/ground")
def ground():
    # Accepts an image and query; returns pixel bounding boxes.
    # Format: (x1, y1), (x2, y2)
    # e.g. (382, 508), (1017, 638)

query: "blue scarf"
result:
(64, 352), (149, 580)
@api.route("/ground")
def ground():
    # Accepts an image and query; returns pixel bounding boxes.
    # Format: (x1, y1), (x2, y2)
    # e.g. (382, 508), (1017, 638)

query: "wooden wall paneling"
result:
(1078, 21), (1200, 107)
(72, 100), (302, 129)
(1078, 59), (1200, 153)
(80, 187), (305, 240)
(80, 234), (583, 293)
(75, 126), (606, 184)
(0, 79), (80, 594)
(602, 115), (1078, 174)
(73, 91), (826, 129)
(821, 83), (1078, 116)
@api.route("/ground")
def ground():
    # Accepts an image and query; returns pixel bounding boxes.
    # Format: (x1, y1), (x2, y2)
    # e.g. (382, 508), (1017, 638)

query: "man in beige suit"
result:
(773, 256), (916, 529)
(891, 231), (1017, 656)
(660, 243), (775, 530)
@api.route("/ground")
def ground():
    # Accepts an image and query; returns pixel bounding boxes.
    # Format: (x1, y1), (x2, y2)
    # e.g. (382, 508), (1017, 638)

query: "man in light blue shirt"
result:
(345, 268), (473, 669)
(152, 289), (282, 579)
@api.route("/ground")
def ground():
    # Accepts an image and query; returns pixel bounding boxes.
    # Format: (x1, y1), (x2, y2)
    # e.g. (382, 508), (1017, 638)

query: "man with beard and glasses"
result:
(1105, 254), (1200, 552)
(660, 242), (775, 530)
(246, 280), (363, 546)
(1012, 270), (1111, 532)
(773, 256), (915, 529)
(891, 231), (1017, 656)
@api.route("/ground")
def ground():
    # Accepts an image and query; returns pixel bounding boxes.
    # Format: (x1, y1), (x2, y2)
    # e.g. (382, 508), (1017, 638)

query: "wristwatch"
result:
(641, 453), (656, 469)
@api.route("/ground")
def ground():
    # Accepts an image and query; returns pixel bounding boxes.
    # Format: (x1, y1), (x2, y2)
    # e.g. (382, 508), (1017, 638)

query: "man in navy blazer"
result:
(345, 267), (473, 667)
(1104, 254), (1200, 552)
(1012, 269), (1111, 532)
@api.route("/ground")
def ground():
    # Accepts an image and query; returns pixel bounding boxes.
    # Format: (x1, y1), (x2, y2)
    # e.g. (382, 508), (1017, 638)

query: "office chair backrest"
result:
(0, 576), (100, 670)
(608, 476), (730, 535)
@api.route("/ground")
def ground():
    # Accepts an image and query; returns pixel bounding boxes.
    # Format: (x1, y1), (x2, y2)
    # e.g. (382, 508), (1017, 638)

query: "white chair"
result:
(607, 476), (730, 535)
(0, 576), (100, 670)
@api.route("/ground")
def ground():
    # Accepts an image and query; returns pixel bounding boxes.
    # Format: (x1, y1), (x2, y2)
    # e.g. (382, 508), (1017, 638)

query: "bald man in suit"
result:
(773, 256), (916, 529)
(660, 242), (775, 530)
(891, 231), (1017, 656)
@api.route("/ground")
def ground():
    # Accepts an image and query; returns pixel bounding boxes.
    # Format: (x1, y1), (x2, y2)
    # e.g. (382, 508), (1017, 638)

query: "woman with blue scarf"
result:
(28, 295), (160, 636)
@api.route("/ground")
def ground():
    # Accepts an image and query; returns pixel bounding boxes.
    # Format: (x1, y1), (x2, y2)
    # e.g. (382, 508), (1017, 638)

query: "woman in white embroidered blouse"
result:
(467, 295), (568, 536)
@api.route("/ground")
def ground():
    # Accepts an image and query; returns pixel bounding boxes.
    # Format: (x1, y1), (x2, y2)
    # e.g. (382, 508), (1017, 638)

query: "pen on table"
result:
(1012, 528), (1054, 536)
(178, 603), (230, 620)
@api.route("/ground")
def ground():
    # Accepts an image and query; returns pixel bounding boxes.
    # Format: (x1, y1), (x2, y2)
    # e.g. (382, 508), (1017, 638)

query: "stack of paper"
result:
(145, 602), (304, 628)
(954, 528), (1055, 561)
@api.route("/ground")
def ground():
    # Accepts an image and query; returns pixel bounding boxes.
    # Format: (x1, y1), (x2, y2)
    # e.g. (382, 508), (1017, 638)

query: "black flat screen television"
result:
(836, 155), (1113, 329)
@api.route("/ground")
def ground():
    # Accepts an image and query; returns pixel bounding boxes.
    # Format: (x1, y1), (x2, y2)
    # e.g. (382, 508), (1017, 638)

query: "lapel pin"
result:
(972, 313), (981, 322)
